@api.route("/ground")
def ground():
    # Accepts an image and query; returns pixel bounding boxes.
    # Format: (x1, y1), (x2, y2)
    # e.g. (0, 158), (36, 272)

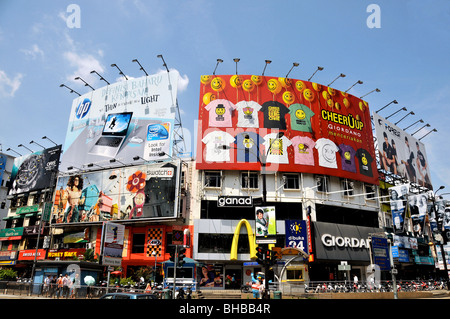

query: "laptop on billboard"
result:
(88, 112), (133, 158)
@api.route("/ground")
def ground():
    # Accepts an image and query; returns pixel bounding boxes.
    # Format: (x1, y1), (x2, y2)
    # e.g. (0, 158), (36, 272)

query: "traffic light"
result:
(256, 246), (265, 265)
(265, 249), (277, 266)
(169, 248), (176, 262)
(178, 247), (186, 267)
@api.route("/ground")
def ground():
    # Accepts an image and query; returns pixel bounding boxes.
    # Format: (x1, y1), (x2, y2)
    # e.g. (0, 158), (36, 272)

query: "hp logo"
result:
(76, 98), (91, 119)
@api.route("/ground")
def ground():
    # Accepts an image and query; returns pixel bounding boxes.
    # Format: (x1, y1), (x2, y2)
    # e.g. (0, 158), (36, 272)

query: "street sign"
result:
(149, 239), (161, 246)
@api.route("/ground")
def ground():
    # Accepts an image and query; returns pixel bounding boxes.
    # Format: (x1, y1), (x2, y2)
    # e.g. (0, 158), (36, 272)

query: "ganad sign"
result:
(321, 234), (370, 249)
(217, 196), (253, 207)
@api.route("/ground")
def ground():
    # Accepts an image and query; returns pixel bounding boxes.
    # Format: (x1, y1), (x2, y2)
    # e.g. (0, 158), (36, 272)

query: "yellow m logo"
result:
(230, 219), (257, 261)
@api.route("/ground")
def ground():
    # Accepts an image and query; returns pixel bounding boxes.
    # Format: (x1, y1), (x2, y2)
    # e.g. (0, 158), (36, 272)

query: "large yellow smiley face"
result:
(278, 77), (292, 87)
(200, 75), (211, 85)
(242, 79), (255, 92)
(203, 92), (216, 105)
(295, 80), (305, 92)
(303, 88), (315, 102)
(343, 98), (350, 108)
(230, 75), (243, 88)
(211, 77), (225, 91)
(251, 75), (262, 85)
(295, 109), (306, 120)
(312, 82), (322, 91)
(267, 79), (281, 94)
(322, 91), (331, 100)
(282, 91), (295, 104)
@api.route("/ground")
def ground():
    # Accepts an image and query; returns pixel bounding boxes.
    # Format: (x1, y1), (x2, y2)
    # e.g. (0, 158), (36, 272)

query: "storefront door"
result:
(224, 266), (241, 289)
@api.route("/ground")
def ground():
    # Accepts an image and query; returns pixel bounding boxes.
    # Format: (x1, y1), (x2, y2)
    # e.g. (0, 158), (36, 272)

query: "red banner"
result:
(18, 249), (46, 261)
(196, 74), (378, 185)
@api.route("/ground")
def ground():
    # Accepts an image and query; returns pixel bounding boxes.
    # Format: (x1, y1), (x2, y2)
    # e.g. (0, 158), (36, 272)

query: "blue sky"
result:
(0, 0), (449, 193)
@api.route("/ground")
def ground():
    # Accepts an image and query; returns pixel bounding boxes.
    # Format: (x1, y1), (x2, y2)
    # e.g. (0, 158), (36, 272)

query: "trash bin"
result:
(273, 291), (282, 299)
(163, 289), (171, 299)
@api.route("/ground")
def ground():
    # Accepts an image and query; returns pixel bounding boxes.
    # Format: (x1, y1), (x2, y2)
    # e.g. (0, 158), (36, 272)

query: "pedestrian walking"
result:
(43, 275), (50, 297)
(63, 274), (70, 298)
(56, 274), (64, 298)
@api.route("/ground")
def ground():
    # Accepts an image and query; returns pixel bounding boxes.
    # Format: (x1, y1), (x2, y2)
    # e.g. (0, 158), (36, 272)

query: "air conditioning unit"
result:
(53, 244), (59, 249)
(63, 244), (69, 249)
(86, 243), (93, 249)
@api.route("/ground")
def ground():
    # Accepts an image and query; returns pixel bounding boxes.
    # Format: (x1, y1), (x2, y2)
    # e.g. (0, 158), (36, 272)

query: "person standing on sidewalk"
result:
(56, 275), (63, 298)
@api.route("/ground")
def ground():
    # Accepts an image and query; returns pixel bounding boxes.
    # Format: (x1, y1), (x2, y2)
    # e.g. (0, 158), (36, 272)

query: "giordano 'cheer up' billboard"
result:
(51, 161), (180, 224)
(373, 112), (432, 189)
(195, 74), (378, 185)
(8, 145), (62, 196)
(60, 72), (178, 172)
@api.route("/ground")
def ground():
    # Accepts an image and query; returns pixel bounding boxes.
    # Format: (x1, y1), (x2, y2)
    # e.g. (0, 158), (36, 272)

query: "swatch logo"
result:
(75, 98), (91, 119)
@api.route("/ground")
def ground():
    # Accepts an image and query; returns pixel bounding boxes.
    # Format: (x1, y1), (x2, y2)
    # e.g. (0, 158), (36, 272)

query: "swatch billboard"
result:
(195, 74), (378, 185)
(373, 112), (432, 189)
(8, 145), (61, 196)
(60, 72), (178, 172)
(51, 161), (181, 224)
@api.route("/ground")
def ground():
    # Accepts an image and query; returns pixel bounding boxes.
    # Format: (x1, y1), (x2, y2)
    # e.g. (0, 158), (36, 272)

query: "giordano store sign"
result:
(313, 221), (383, 261)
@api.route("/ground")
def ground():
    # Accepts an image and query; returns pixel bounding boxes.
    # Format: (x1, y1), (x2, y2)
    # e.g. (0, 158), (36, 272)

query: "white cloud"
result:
(63, 51), (105, 84)
(0, 70), (23, 97)
(155, 68), (189, 92)
(21, 44), (44, 60)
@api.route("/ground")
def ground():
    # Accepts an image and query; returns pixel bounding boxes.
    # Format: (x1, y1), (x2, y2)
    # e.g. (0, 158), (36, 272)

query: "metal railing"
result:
(0, 281), (158, 299)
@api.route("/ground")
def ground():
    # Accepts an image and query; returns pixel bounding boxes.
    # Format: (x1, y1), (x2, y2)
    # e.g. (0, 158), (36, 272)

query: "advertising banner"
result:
(51, 162), (180, 224)
(255, 206), (276, 243)
(371, 236), (390, 271)
(373, 112), (432, 189)
(196, 75), (378, 185)
(285, 220), (309, 252)
(389, 183), (409, 234)
(408, 193), (429, 236)
(0, 154), (6, 186)
(313, 221), (382, 261)
(8, 145), (61, 196)
(102, 222), (125, 266)
(60, 73), (178, 171)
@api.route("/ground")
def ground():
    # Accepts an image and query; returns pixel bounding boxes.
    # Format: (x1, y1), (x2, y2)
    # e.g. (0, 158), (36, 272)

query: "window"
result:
(241, 172), (259, 189)
(315, 175), (329, 192)
(286, 269), (304, 281)
(204, 171), (221, 188)
(131, 233), (146, 254)
(340, 179), (354, 196)
(283, 174), (300, 190)
(364, 184), (376, 199)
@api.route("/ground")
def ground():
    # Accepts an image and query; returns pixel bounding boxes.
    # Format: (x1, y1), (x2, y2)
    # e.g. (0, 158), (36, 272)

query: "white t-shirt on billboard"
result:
(315, 138), (339, 169)
(202, 130), (235, 162)
(262, 133), (292, 164)
(235, 101), (262, 128)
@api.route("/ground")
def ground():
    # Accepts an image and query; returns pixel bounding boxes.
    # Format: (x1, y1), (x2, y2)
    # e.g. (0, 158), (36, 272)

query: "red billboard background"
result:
(196, 74), (378, 185)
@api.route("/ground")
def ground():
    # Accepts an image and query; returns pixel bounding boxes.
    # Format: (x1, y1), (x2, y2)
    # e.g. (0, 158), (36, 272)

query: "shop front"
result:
(310, 221), (384, 282)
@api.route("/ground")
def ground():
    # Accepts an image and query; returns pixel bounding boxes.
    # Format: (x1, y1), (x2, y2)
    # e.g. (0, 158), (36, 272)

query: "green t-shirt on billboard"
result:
(289, 103), (315, 132)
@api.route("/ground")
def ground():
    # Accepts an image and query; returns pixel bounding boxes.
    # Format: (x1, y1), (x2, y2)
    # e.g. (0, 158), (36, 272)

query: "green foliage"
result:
(134, 266), (153, 282)
(83, 249), (99, 263)
(0, 268), (18, 281)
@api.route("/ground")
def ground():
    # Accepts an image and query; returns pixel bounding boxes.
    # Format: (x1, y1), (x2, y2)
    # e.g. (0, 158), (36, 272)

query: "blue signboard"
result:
(392, 246), (410, 262)
(285, 220), (308, 252)
(0, 154), (6, 186)
(371, 237), (390, 271)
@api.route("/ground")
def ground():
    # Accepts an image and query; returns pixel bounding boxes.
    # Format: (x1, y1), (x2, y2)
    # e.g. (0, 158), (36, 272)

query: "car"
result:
(99, 292), (158, 299)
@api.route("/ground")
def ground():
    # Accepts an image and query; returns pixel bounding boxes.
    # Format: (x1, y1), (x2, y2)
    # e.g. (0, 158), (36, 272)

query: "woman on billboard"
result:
(63, 175), (85, 223)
